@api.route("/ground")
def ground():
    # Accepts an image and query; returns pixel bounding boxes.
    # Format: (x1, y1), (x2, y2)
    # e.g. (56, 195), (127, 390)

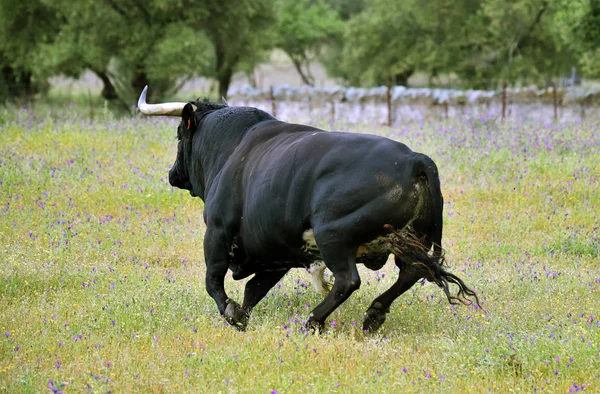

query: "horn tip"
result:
(138, 85), (149, 110)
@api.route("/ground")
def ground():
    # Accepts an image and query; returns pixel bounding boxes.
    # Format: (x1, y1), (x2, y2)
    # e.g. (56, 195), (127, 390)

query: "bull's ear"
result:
(182, 103), (197, 131)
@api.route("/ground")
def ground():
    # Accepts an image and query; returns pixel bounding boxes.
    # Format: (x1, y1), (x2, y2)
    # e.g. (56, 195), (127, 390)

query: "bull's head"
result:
(137, 86), (199, 197)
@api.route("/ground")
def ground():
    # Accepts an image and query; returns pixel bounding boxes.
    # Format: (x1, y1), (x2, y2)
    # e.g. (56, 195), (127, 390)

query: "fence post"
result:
(552, 81), (558, 121)
(502, 80), (507, 120)
(387, 79), (393, 127)
(270, 85), (276, 118)
(330, 100), (335, 124)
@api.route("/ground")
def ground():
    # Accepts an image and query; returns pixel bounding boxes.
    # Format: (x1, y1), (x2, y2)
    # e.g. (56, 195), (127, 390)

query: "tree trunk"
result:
(1, 65), (34, 100)
(132, 69), (150, 99)
(215, 41), (235, 99)
(290, 54), (314, 86)
(1, 65), (18, 98)
(218, 67), (233, 99)
(394, 68), (414, 87)
(91, 69), (130, 112)
(246, 71), (257, 88)
(93, 70), (119, 101)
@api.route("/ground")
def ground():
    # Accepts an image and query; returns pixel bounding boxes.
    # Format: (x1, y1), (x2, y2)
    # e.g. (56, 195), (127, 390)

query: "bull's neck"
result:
(188, 108), (277, 201)
(191, 130), (244, 201)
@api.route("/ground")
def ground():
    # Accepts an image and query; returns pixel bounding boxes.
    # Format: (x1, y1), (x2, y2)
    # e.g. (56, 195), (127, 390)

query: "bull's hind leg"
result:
(363, 257), (421, 332)
(236, 269), (289, 330)
(306, 245), (361, 332)
(363, 239), (481, 332)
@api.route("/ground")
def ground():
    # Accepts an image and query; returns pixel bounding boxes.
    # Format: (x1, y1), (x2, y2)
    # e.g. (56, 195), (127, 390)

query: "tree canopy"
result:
(1, 0), (599, 104)
(275, 0), (343, 86)
(0, 0), (60, 99)
(334, 0), (579, 89)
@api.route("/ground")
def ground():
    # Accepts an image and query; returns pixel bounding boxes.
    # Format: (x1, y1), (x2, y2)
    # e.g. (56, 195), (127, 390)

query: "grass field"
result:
(1, 104), (599, 393)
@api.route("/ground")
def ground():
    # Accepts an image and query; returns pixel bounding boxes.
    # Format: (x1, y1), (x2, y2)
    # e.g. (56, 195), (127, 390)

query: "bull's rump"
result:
(231, 129), (439, 261)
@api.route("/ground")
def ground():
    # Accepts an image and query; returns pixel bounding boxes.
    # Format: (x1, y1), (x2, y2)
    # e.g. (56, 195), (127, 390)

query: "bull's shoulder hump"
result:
(207, 106), (274, 124)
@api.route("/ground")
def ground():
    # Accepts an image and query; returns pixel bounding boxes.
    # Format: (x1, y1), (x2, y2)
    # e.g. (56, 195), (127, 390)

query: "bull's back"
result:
(235, 130), (436, 255)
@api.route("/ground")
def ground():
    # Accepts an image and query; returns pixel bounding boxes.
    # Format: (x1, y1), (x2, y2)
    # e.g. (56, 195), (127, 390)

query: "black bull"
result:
(138, 86), (480, 332)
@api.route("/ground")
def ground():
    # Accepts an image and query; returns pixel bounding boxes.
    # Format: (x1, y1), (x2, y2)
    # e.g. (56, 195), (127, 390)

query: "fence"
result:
(228, 83), (600, 125)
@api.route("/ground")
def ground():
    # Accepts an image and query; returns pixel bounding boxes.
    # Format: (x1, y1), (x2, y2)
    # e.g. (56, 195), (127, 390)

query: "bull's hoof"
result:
(305, 318), (324, 334)
(224, 300), (249, 331)
(362, 305), (387, 333)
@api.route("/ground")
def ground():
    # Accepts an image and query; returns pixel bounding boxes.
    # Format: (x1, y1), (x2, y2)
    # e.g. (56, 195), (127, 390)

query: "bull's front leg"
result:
(204, 228), (248, 329)
(241, 269), (289, 317)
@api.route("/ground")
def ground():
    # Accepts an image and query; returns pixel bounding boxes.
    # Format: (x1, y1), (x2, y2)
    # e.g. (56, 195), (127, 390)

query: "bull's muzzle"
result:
(169, 169), (195, 196)
(168, 168), (184, 189)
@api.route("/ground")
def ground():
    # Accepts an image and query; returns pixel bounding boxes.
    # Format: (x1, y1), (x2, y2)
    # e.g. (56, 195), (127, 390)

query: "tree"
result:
(576, 0), (600, 77)
(37, 0), (214, 107)
(36, 0), (123, 105)
(325, 0), (368, 21)
(339, 0), (426, 86)
(338, 0), (473, 86)
(461, 0), (574, 87)
(0, 0), (60, 101)
(409, 0), (483, 85)
(319, 0), (367, 83)
(555, 0), (600, 78)
(275, 0), (343, 86)
(195, 0), (276, 98)
(17, 0), (273, 106)
(336, 0), (576, 89)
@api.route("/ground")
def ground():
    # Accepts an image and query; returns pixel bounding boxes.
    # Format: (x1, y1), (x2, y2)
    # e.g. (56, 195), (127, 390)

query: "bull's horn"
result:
(137, 85), (186, 116)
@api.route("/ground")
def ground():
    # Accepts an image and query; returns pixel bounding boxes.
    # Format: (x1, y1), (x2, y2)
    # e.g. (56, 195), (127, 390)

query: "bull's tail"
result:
(385, 224), (481, 308)
(387, 154), (481, 308)
(416, 155), (444, 259)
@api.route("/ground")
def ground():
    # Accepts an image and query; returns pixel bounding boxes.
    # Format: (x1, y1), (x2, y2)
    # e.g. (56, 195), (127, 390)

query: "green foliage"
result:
(3, 0), (600, 102)
(319, 0), (366, 81)
(326, 0), (367, 21)
(36, 0), (113, 78)
(464, 0), (573, 87)
(275, 0), (343, 85)
(555, 0), (600, 78)
(334, 0), (580, 88)
(339, 0), (424, 86)
(144, 24), (213, 89)
(0, 0), (57, 71)
(1, 0), (275, 103)
(193, 0), (276, 97)
(336, 0), (481, 86)
(36, 0), (215, 105)
(0, 0), (59, 100)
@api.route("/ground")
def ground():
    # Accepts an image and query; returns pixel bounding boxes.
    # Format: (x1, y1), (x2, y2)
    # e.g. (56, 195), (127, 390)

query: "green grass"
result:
(1, 106), (599, 392)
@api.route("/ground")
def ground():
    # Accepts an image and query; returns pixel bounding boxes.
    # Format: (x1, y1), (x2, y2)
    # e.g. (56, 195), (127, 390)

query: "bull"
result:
(138, 86), (480, 332)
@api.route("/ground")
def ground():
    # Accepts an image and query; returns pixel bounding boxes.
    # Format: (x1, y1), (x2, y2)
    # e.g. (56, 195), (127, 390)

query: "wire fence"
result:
(231, 82), (600, 126)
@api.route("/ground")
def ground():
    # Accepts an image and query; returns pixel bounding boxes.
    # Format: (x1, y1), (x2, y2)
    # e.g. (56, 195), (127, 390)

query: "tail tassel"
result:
(383, 224), (482, 309)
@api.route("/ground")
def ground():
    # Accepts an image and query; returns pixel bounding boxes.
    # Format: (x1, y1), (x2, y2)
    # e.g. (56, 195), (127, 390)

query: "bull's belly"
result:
(250, 246), (323, 272)
(301, 229), (391, 270)
(230, 229), (396, 280)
